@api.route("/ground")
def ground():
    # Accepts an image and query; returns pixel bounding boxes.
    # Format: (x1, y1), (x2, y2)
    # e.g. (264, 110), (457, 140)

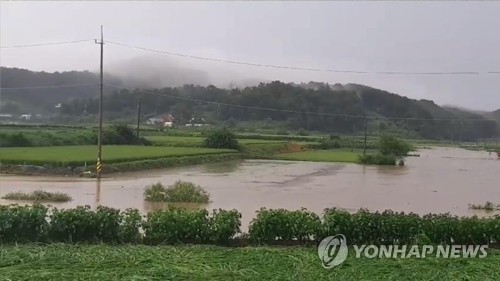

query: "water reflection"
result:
(95, 179), (101, 207)
(375, 166), (409, 176)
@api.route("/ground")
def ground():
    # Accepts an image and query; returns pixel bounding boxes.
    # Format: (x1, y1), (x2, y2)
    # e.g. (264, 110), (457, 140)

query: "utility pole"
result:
(351, 124), (355, 152)
(459, 120), (463, 144)
(95, 26), (104, 178)
(95, 178), (101, 206)
(136, 100), (141, 138)
(217, 103), (221, 123)
(363, 118), (368, 156)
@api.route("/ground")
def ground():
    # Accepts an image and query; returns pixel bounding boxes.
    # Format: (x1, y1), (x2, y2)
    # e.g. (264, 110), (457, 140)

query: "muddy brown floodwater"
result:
(1, 147), (499, 229)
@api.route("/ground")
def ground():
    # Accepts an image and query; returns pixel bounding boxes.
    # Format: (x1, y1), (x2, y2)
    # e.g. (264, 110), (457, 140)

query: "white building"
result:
(20, 114), (32, 120)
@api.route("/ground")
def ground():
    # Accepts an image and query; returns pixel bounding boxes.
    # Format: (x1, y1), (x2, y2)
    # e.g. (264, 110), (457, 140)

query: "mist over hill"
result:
(0, 66), (498, 141)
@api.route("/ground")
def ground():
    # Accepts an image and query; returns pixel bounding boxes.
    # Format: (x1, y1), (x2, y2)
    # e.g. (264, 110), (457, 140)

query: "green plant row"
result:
(241, 143), (295, 158)
(0, 205), (241, 244)
(1, 205), (498, 246)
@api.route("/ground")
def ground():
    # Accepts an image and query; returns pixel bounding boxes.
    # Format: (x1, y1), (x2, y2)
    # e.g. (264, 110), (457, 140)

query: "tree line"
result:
(58, 81), (498, 141)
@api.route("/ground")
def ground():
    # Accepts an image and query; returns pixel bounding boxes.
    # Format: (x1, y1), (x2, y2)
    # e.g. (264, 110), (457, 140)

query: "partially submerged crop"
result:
(144, 181), (210, 203)
(2, 190), (72, 202)
(469, 201), (499, 211)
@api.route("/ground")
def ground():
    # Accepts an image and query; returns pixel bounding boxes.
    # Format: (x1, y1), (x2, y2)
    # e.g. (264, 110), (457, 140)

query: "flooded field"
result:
(1, 147), (499, 228)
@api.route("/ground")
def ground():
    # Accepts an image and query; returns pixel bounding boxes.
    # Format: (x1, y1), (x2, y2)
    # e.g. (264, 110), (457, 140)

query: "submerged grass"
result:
(469, 201), (500, 211)
(144, 181), (210, 203)
(0, 244), (498, 280)
(1, 190), (72, 202)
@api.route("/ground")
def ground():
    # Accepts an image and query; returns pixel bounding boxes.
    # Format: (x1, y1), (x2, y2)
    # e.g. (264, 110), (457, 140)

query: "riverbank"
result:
(0, 145), (242, 176)
(0, 244), (498, 280)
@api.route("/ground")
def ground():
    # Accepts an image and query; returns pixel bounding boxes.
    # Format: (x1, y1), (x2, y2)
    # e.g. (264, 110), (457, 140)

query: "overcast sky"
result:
(1, 1), (500, 110)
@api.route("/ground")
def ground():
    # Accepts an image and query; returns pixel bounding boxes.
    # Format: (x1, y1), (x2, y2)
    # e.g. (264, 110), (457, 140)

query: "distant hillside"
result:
(484, 109), (500, 123)
(0, 67), (498, 141)
(0, 67), (123, 113)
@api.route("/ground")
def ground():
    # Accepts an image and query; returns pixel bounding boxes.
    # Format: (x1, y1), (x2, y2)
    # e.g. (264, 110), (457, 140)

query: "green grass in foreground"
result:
(0, 145), (236, 166)
(276, 149), (360, 163)
(0, 245), (498, 280)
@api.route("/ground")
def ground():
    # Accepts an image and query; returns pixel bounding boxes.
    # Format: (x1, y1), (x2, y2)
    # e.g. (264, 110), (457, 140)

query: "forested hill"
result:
(486, 109), (500, 123)
(1, 67), (498, 141)
(0, 67), (123, 112)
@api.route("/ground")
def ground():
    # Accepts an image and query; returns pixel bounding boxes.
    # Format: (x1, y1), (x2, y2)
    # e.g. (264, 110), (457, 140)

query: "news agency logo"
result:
(318, 234), (488, 269)
(317, 234), (348, 269)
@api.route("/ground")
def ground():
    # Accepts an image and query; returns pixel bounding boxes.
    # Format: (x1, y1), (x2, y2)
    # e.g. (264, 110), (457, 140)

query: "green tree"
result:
(378, 135), (412, 157)
(202, 128), (239, 150)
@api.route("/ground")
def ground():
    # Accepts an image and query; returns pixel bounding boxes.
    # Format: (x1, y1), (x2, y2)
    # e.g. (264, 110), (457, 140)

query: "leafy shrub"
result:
(323, 208), (422, 245)
(143, 183), (167, 202)
(143, 208), (241, 245)
(143, 181), (210, 203)
(0, 204), (48, 242)
(208, 209), (241, 244)
(378, 135), (412, 157)
(322, 208), (498, 246)
(2, 190), (72, 202)
(248, 208), (321, 244)
(119, 208), (143, 243)
(96, 124), (151, 146)
(202, 128), (240, 150)
(0, 132), (32, 147)
(165, 181), (210, 203)
(0, 204), (498, 246)
(358, 153), (396, 165)
(48, 205), (122, 243)
(143, 208), (211, 244)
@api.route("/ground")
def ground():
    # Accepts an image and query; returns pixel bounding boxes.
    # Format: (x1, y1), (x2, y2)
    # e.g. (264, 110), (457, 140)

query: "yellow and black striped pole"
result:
(96, 158), (102, 178)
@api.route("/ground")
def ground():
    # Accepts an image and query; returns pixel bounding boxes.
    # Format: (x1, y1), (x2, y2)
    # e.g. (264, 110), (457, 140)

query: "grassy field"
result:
(0, 145), (237, 166)
(146, 135), (288, 147)
(0, 245), (498, 280)
(146, 135), (204, 147)
(276, 149), (360, 163)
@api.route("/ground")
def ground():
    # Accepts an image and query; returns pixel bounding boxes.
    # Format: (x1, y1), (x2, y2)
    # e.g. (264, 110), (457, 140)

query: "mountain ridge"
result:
(0, 67), (498, 141)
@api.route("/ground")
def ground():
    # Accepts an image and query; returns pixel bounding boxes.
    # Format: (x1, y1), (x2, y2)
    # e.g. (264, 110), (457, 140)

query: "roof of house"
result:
(162, 114), (175, 122)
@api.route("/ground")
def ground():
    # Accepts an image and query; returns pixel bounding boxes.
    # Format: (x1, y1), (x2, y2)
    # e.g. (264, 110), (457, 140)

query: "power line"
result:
(104, 84), (496, 122)
(0, 83), (97, 90)
(106, 40), (500, 76)
(0, 39), (94, 49)
(2, 38), (499, 75)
